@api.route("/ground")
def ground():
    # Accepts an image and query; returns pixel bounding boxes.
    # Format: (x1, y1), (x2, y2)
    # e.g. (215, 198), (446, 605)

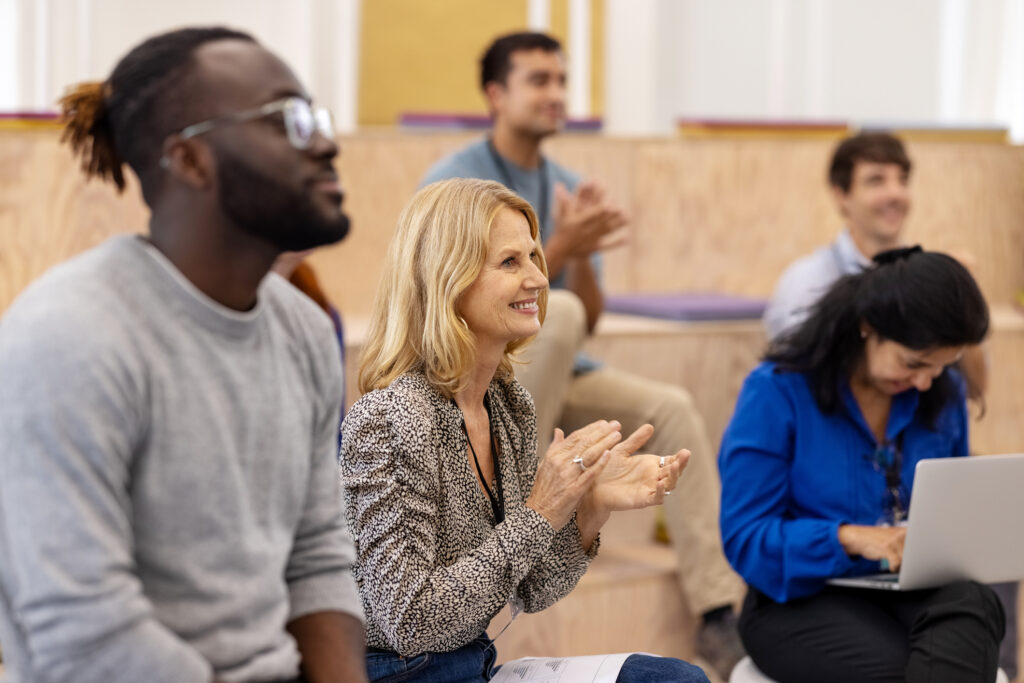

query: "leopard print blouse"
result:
(339, 372), (596, 656)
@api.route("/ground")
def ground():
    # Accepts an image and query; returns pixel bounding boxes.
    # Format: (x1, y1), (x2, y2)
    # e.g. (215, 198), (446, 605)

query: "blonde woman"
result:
(340, 179), (708, 682)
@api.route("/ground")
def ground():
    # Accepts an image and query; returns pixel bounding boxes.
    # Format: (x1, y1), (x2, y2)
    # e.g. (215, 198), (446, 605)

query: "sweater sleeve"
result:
(718, 370), (856, 603)
(0, 306), (211, 683)
(285, 334), (364, 623)
(340, 392), (556, 655)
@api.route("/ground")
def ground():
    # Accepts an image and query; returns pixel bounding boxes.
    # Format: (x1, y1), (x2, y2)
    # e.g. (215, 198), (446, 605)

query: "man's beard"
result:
(217, 153), (350, 252)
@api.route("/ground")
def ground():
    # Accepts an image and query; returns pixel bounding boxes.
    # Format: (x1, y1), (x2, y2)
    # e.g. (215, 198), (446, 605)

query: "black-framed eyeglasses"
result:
(174, 96), (334, 151)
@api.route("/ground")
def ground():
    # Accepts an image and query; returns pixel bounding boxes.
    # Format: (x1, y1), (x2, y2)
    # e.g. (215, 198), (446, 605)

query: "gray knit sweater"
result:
(0, 236), (363, 682)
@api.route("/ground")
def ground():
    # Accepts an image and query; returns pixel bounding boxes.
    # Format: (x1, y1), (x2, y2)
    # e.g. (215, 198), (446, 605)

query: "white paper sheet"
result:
(490, 653), (637, 683)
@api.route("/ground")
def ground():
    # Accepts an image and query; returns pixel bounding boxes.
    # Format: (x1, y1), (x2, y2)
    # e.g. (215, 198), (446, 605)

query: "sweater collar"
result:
(128, 236), (268, 340)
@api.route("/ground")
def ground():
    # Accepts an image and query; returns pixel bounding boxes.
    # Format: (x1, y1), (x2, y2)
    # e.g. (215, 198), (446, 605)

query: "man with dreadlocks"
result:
(0, 27), (367, 682)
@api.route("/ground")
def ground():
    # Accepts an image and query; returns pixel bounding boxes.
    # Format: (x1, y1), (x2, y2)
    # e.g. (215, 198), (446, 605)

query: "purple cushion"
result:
(604, 292), (767, 321)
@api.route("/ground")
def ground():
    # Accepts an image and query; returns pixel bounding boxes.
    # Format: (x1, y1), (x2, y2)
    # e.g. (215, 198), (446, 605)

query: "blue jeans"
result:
(365, 635), (709, 683)
(366, 635), (496, 682)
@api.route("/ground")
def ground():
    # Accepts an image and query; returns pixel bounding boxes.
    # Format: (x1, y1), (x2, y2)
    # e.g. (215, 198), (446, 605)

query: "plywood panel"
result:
(316, 134), (1024, 313)
(581, 316), (765, 455)
(4, 130), (1021, 319)
(0, 130), (148, 313)
(312, 131), (482, 317)
(622, 139), (836, 296)
(971, 311), (1024, 456)
(486, 544), (695, 665)
(905, 143), (1024, 303)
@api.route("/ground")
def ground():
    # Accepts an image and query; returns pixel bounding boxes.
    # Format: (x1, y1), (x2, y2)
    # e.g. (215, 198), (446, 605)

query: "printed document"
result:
(490, 653), (638, 683)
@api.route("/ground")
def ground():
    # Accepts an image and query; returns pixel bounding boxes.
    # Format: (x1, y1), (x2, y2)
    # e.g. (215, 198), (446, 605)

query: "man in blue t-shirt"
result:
(422, 32), (746, 679)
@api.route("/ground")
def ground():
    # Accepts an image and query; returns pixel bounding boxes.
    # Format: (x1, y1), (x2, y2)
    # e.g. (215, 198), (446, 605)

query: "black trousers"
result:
(739, 581), (1005, 683)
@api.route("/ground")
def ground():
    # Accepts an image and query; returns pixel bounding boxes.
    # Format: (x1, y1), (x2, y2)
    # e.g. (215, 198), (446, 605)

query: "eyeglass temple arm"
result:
(178, 99), (292, 141)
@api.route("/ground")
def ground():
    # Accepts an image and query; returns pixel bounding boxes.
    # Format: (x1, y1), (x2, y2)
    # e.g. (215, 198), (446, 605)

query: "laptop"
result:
(827, 453), (1024, 591)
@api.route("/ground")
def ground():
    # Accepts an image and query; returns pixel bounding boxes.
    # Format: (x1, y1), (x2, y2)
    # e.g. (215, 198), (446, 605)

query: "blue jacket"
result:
(718, 362), (968, 603)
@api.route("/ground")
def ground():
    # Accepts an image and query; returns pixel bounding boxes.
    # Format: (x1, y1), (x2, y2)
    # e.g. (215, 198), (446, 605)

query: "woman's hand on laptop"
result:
(838, 524), (907, 572)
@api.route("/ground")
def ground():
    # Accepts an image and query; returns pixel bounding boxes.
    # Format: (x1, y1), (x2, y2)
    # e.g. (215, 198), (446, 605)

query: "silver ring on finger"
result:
(572, 456), (586, 471)
(659, 456), (666, 468)
(664, 490), (671, 496)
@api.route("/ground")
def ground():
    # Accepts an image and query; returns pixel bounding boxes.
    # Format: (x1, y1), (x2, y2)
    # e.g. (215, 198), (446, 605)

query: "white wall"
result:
(0, 0), (18, 109)
(604, 0), (1024, 141)
(1, 0), (1022, 141)
(0, 0), (360, 131)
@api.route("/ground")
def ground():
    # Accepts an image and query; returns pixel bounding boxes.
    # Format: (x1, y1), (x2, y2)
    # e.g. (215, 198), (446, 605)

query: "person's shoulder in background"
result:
(763, 242), (842, 340)
(419, 137), (493, 187)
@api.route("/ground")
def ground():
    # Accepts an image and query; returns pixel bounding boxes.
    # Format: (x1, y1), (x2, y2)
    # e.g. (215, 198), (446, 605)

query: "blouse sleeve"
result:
(497, 380), (595, 612)
(516, 514), (597, 613)
(718, 370), (857, 603)
(340, 390), (557, 655)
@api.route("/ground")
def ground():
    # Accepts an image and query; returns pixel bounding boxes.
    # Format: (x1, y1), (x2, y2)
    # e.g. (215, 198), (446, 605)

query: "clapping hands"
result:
(548, 181), (629, 261)
(586, 423), (690, 514)
(525, 420), (689, 542)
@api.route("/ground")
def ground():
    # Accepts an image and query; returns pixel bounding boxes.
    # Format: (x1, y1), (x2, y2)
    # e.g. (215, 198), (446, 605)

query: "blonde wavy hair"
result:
(359, 178), (549, 397)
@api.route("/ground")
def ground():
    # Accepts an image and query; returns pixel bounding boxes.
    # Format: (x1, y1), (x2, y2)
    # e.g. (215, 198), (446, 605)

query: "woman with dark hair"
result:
(719, 247), (1004, 682)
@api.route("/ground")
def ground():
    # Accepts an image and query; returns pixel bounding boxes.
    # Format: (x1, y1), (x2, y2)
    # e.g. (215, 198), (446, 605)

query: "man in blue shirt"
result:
(422, 32), (746, 678)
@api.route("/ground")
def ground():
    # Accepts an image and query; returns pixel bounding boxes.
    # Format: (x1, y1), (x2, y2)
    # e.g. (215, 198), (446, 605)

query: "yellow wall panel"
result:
(358, 0), (604, 125)
(550, 0), (569, 45)
(358, 0), (528, 125)
(591, 0), (604, 116)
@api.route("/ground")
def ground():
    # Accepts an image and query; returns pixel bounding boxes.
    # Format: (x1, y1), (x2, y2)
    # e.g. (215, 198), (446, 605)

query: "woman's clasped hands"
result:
(525, 419), (689, 532)
(587, 423), (689, 513)
(525, 419), (620, 530)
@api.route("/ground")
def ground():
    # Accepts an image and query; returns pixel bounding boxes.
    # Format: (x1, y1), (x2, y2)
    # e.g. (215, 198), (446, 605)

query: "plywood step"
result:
(487, 542), (696, 665)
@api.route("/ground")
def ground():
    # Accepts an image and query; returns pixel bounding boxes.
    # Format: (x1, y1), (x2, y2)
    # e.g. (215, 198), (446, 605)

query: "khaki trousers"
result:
(515, 290), (745, 616)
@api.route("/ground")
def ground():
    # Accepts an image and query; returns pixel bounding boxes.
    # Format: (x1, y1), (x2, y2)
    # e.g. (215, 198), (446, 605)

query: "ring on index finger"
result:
(659, 456), (666, 469)
(572, 456), (586, 472)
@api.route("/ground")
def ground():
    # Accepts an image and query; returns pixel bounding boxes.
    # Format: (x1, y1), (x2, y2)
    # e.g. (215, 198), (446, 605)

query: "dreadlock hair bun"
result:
(60, 81), (127, 192)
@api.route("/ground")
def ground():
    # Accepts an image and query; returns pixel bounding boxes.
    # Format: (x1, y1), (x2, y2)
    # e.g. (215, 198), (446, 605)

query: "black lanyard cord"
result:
(462, 397), (505, 525)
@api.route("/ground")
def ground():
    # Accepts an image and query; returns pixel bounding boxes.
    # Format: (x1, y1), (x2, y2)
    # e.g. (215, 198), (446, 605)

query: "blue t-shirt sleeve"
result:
(718, 368), (857, 602)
